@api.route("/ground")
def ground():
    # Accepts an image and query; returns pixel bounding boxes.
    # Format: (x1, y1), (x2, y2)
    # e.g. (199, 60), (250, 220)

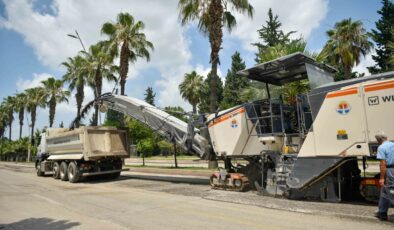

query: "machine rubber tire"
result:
(67, 162), (81, 183)
(36, 162), (45, 177)
(53, 162), (60, 179)
(60, 162), (68, 181)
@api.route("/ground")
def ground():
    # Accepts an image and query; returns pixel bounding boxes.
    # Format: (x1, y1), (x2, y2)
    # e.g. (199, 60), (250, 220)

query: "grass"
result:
(133, 155), (200, 160)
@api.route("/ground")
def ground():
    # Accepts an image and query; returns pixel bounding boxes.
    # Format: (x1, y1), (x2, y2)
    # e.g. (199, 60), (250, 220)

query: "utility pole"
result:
(173, 142), (178, 168)
(67, 30), (86, 52)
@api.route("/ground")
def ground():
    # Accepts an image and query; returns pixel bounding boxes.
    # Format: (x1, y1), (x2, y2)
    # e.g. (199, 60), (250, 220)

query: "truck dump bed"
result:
(45, 126), (129, 161)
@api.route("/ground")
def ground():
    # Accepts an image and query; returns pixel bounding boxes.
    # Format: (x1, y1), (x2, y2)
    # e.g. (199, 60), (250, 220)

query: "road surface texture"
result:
(0, 163), (392, 230)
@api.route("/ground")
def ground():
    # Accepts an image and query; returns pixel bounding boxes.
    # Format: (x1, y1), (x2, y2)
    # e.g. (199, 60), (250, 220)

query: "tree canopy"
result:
(368, 0), (394, 73)
(221, 51), (249, 109)
(253, 8), (295, 63)
(321, 18), (373, 79)
(144, 87), (156, 106)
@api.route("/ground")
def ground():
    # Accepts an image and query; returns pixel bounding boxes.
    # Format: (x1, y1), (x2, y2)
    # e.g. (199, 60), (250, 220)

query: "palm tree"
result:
(321, 18), (373, 79)
(15, 93), (27, 139)
(178, 0), (253, 112)
(80, 41), (117, 125)
(101, 12), (154, 96)
(2, 96), (16, 140)
(179, 71), (204, 113)
(62, 55), (88, 125)
(0, 105), (9, 140)
(25, 87), (46, 144)
(41, 77), (70, 127)
(0, 105), (8, 156)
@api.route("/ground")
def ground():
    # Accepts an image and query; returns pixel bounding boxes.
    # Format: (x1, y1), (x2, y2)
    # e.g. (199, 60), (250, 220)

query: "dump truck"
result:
(35, 126), (129, 183)
(75, 52), (393, 202)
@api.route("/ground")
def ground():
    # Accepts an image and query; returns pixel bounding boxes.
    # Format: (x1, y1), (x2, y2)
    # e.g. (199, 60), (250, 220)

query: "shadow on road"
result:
(1, 217), (80, 230)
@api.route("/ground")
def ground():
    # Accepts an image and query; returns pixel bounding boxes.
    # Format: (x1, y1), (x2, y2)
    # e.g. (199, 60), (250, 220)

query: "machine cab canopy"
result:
(237, 52), (336, 89)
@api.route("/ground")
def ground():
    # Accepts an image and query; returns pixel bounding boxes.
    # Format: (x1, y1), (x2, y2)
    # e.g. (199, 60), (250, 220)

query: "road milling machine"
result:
(93, 52), (393, 202)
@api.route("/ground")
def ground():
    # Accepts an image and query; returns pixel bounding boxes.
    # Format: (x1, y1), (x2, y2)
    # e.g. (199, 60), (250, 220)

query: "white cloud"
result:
(1, 0), (195, 109)
(16, 73), (53, 90)
(353, 52), (376, 76)
(229, 0), (329, 51)
(195, 64), (223, 80)
(2, 0), (330, 119)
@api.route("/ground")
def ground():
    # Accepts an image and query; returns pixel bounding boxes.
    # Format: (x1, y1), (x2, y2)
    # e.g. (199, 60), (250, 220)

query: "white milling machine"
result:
(94, 53), (394, 202)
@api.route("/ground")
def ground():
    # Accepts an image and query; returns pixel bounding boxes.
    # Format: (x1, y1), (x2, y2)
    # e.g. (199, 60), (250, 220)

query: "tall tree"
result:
(253, 8), (295, 63)
(15, 93), (27, 139)
(368, 0), (394, 73)
(179, 71), (204, 113)
(321, 18), (373, 79)
(101, 13), (154, 96)
(2, 96), (16, 140)
(0, 105), (9, 140)
(221, 51), (249, 109)
(62, 55), (88, 126)
(41, 77), (70, 127)
(80, 41), (117, 126)
(25, 87), (46, 144)
(198, 71), (223, 113)
(144, 87), (156, 106)
(178, 0), (253, 112)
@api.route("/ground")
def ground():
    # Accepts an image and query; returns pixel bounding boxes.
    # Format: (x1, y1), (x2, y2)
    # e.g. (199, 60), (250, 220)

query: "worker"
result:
(375, 132), (394, 221)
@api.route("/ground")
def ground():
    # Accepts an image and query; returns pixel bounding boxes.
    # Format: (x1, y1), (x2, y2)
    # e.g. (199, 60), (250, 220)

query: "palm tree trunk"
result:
(208, 0), (223, 113)
(344, 65), (352, 79)
(75, 83), (84, 128)
(49, 96), (56, 127)
(19, 108), (24, 139)
(93, 68), (102, 126)
(119, 41), (130, 96)
(192, 104), (197, 114)
(8, 122), (12, 141)
(30, 107), (36, 145)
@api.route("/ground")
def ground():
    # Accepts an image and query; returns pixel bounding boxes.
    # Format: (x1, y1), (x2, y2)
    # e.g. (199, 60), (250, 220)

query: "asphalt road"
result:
(0, 163), (392, 230)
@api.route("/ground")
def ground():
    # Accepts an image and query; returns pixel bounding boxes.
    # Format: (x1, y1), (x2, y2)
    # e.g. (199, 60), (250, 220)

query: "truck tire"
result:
(67, 162), (81, 183)
(53, 162), (60, 179)
(36, 162), (45, 177)
(60, 162), (68, 181)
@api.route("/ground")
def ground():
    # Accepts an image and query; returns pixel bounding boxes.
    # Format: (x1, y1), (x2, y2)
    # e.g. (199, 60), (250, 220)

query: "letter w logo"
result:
(368, 96), (379, 105)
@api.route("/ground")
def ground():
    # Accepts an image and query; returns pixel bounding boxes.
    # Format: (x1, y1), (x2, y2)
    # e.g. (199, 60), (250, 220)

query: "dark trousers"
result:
(379, 168), (394, 213)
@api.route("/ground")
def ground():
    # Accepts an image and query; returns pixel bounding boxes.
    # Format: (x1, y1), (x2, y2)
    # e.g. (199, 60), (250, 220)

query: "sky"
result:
(0, 0), (382, 139)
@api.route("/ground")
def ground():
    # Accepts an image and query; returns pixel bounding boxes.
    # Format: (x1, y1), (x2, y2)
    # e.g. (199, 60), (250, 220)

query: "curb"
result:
(121, 171), (209, 185)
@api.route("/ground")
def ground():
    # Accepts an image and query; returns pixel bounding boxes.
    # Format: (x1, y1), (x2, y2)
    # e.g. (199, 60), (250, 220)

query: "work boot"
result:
(374, 211), (388, 221)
